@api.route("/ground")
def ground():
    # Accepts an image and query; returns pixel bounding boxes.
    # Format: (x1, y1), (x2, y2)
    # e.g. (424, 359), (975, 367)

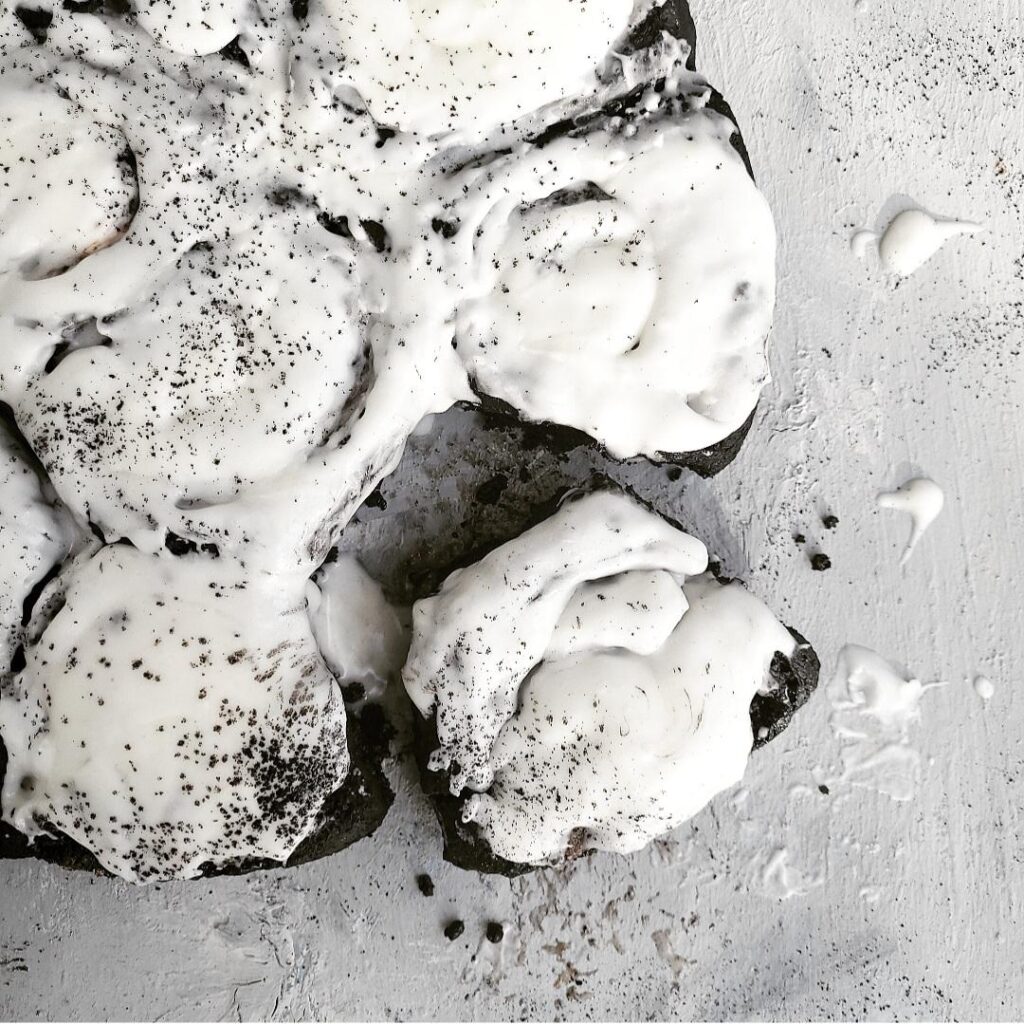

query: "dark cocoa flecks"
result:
(810, 553), (831, 571)
(486, 921), (504, 944)
(443, 919), (465, 941)
(415, 873), (434, 896)
(819, 784), (830, 795)
(821, 513), (839, 529)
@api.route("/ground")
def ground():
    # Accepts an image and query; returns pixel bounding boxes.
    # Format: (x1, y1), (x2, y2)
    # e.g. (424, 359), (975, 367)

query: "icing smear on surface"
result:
(830, 645), (940, 802)
(404, 490), (803, 865)
(877, 477), (944, 566)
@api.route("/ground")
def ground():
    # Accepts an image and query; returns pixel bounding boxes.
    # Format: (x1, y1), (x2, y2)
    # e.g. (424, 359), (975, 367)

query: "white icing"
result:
(0, 546), (348, 882)
(877, 477), (944, 566)
(829, 645), (939, 803)
(849, 228), (877, 261)
(877, 208), (983, 277)
(0, 423), (72, 676)
(403, 490), (799, 865)
(323, 0), (631, 136)
(307, 553), (408, 701)
(0, 72), (135, 279)
(973, 675), (994, 702)
(0, 3), (776, 572)
(457, 112), (776, 457)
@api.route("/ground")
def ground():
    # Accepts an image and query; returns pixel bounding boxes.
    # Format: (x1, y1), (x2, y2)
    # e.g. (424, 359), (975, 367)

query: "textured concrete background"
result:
(3, 0), (1024, 1019)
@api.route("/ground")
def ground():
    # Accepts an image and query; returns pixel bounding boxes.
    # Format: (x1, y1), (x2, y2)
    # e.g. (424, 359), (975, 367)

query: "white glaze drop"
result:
(877, 208), (983, 277)
(833, 645), (925, 735)
(973, 675), (995, 702)
(830, 645), (938, 802)
(877, 477), (944, 566)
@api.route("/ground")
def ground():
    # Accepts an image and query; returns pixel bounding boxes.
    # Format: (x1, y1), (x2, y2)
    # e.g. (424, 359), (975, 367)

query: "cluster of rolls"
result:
(0, 0), (801, 882)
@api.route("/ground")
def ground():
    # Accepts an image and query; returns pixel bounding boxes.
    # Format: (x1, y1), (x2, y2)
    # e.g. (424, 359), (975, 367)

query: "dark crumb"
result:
(665, 466), (682, 482)
(793, 533), (806, 545)
(819, 784), (830, 795)
(810, 553), (832, 571)
(363, 487), (387, 511)
(486, 921), (504, 944)
(341, 681), (365, 704)
(416, 873), (434, 896)
(822, 513), (839, 529)
(443, 919), (465, 941)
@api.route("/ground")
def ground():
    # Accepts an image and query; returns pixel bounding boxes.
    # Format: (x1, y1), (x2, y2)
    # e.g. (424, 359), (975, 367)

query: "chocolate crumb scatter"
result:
(443, 920), (465, 942)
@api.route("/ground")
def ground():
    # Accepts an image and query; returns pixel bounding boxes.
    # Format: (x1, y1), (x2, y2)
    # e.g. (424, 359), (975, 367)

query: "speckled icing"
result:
(0, 0), (775, 573)
(0, 545), (349, 882)
(0, 421), (72, 677)
(323, 0), (631, 136)
(0, 0), (778, 879)
(403, 490), (798, 864)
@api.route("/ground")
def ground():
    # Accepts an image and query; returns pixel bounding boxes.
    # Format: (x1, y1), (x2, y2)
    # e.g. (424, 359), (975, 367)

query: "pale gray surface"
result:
(3, 0), (1024, 1019)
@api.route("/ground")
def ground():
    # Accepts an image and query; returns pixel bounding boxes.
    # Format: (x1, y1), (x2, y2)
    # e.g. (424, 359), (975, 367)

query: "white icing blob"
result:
(973, 675), (995, 702)
(877, 477), (944, 566)
(325, 0), (631, 136)
(835, 645), (925, 735)
(849, 228), (877, 261)
(830, 645), (938, 802)
(307, 553), (408, 701)
(0, 546), (348, 882)
(877, 208), (983, 277)
(135, 0), (250, 56)
(404, 490), (801, 865)
(20, 210), (366, 543)
(0, 423), (72, 676)
(0, 74), (135, 279)
(458, 112), (776, 458)
(404, 490), (709, 793)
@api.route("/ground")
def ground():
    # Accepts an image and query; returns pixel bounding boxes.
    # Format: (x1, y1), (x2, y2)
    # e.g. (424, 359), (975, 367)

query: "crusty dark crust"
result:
(413, 620), (820, 878)
(0, 701), (393, 879)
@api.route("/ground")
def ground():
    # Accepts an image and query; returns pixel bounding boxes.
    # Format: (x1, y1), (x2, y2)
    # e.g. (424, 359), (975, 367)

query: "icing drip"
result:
(877, 477), (944, 566)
